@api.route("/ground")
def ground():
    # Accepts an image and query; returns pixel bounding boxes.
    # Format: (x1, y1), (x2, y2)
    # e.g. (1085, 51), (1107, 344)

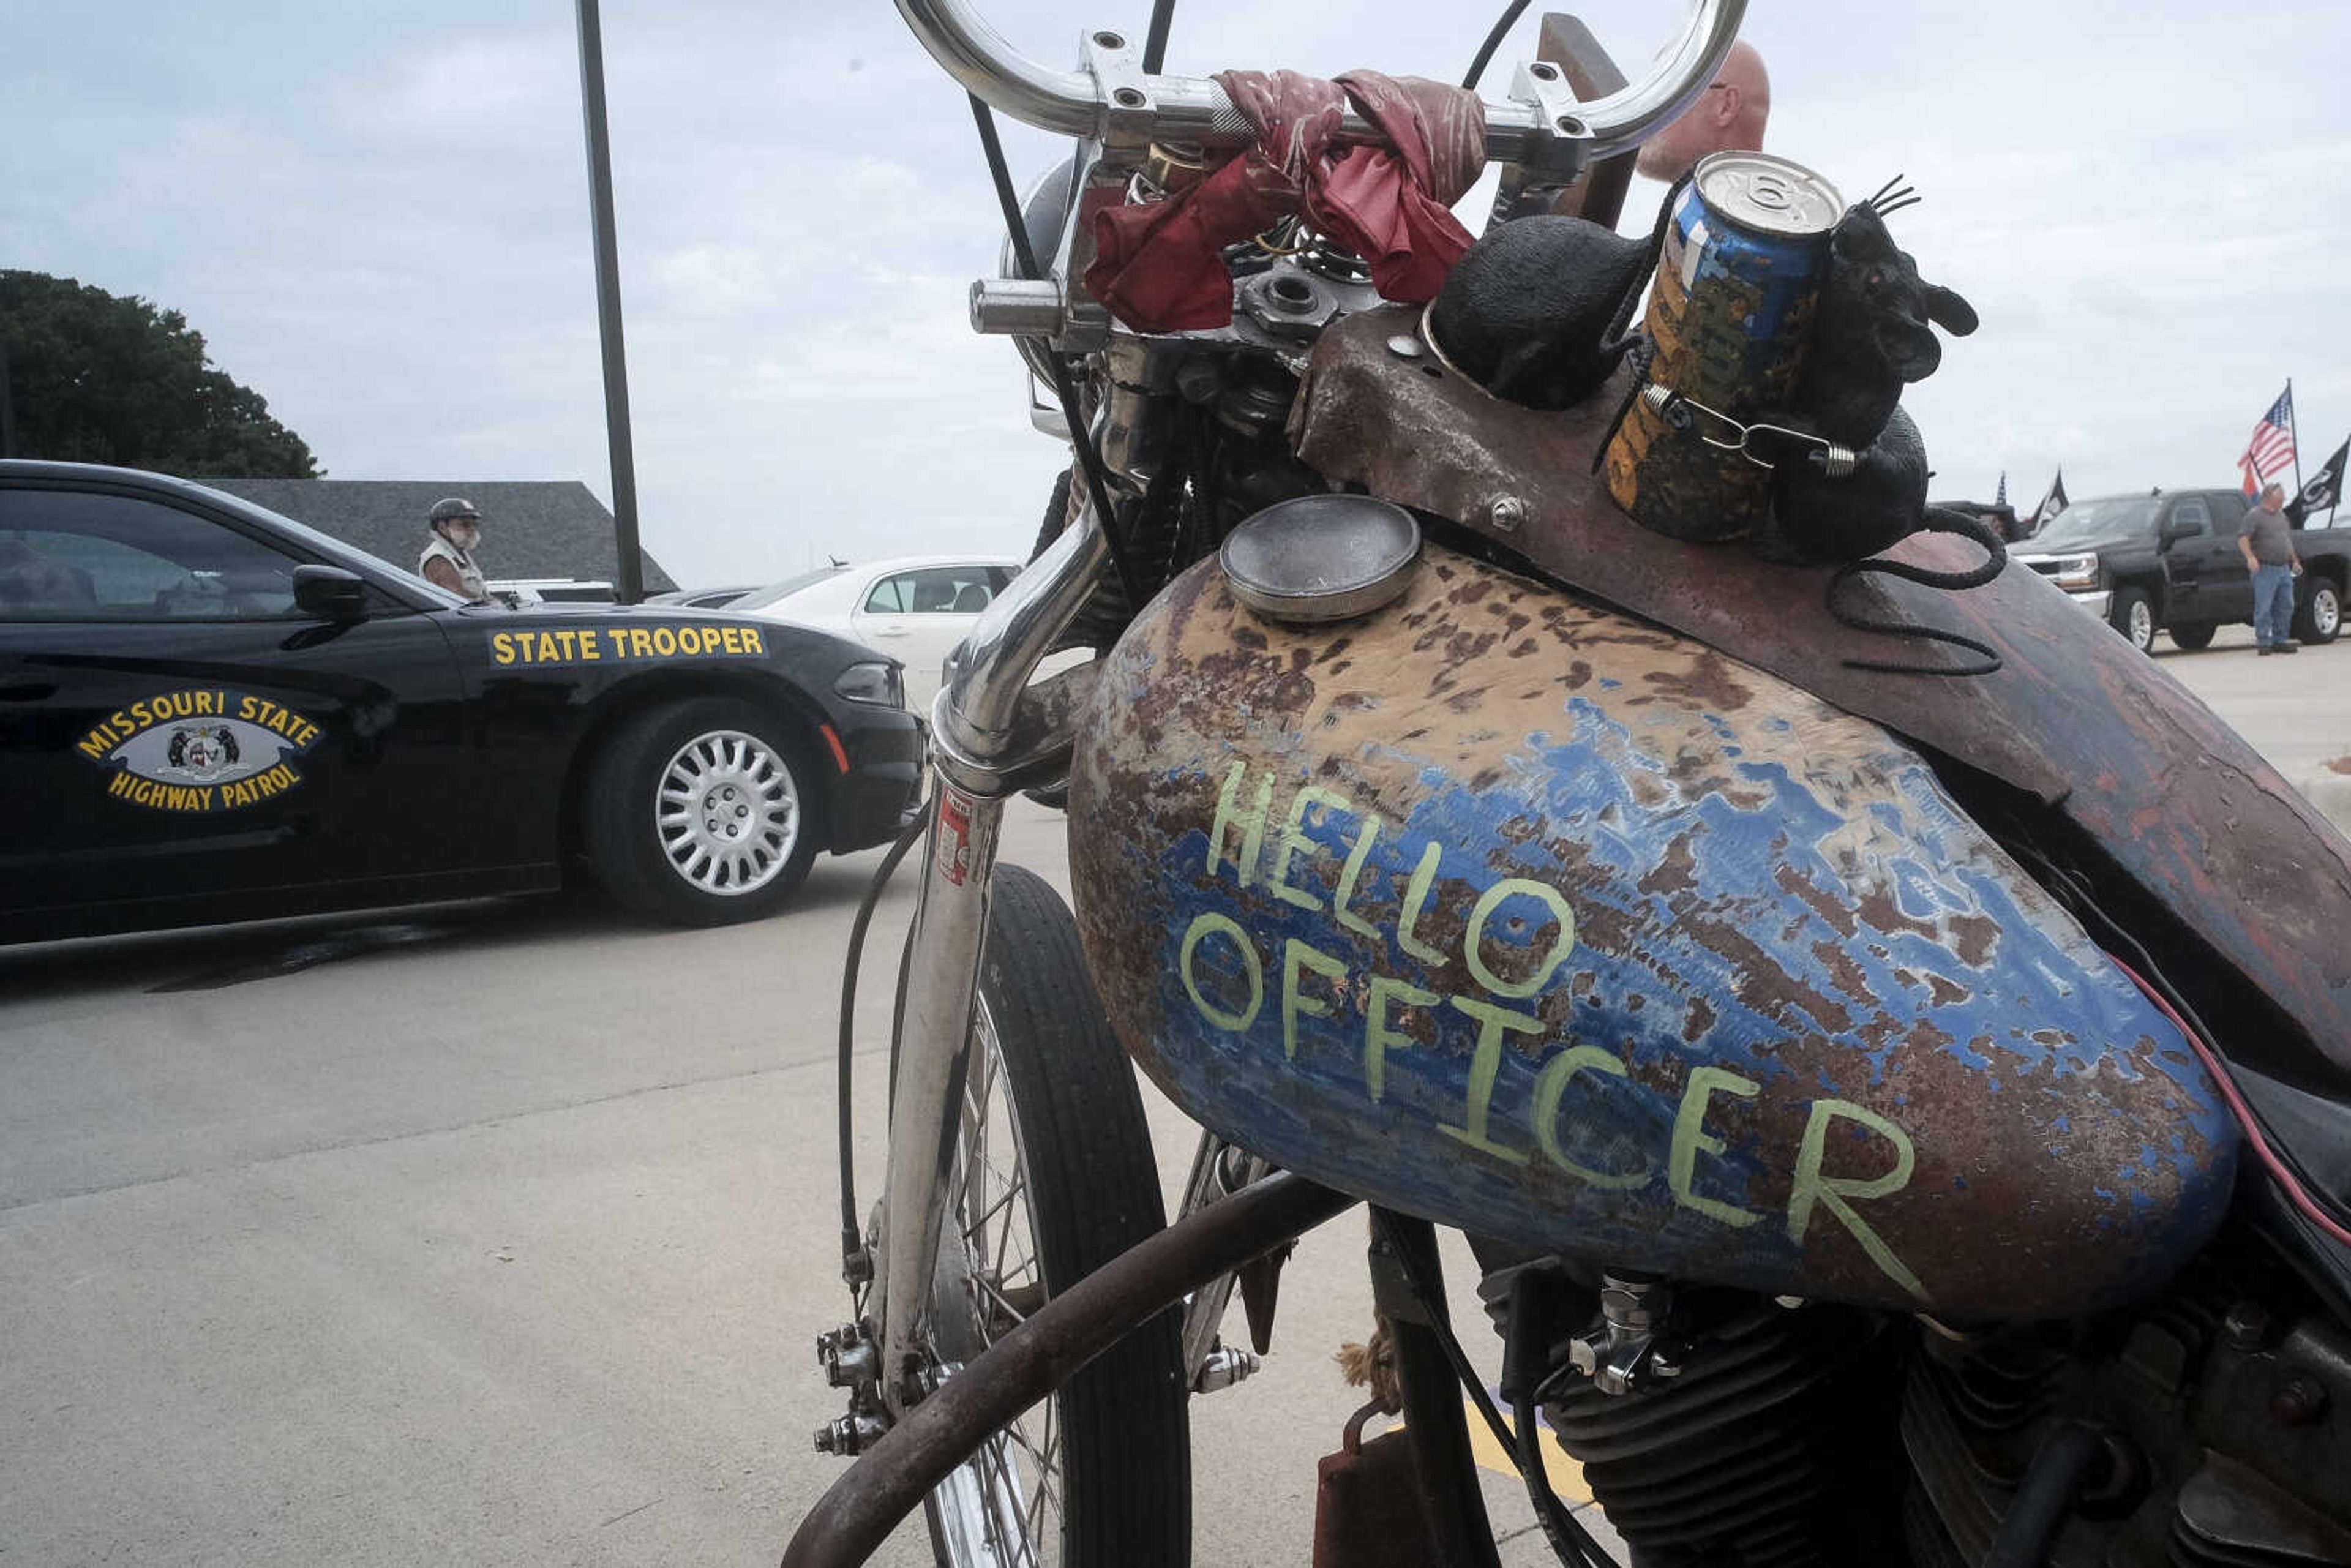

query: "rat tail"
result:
(1828, 506), (2006, 675)
(1599, 170), (1692, 353)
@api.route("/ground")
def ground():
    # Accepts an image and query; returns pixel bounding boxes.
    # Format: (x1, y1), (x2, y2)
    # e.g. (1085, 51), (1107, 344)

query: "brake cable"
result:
(1370, 1208), (1619, 1568)
(835, 799), (931, 1298)
(1140, 0), (1177, 73)
(964, 96), (1149, 613)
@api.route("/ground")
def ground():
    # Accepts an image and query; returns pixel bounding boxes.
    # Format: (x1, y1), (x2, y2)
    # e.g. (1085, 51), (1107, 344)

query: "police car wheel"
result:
(583, 697), (820, 925)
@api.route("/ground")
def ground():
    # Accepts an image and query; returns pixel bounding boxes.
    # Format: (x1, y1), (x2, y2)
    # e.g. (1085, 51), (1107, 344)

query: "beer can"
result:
(1603, 151), (1843, 540)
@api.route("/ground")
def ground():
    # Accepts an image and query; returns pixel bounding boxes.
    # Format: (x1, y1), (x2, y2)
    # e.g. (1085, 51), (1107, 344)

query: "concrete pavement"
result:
(4, 620), (2345, 1566)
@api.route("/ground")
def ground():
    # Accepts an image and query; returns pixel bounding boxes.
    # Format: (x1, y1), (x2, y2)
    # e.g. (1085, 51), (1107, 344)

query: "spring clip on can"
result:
(1603, 151), (1844, 540)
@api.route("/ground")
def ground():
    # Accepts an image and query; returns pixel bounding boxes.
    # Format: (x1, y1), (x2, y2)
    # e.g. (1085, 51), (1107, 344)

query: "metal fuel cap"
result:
(1218, 495), (1423, 625)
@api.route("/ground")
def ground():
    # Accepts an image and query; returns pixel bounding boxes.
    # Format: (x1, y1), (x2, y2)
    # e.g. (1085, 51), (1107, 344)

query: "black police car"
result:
(0, 462), (924, 942)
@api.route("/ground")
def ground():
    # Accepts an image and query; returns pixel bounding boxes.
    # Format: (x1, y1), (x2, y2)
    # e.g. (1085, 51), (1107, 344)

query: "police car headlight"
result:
(2053, 553), (2100, 590)
(834, 661), (904, 708)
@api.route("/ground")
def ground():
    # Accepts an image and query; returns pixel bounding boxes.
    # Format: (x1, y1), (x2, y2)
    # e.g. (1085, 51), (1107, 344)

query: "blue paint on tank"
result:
(1071, 549), (2240, 1320)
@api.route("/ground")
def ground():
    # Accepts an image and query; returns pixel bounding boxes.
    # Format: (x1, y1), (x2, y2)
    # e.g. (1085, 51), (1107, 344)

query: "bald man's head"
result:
(1634, 39), (1770, 181)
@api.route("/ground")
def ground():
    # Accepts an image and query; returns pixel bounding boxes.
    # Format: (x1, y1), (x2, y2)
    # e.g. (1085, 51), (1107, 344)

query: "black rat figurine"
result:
(1750, 180), (1983, 566)
(1748, 179), (2009, 675)
(1425, 176), (1687, 410)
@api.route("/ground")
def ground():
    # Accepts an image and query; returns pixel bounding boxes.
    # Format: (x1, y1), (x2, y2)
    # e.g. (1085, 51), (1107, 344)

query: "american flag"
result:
(2239, 384), (2297, 495)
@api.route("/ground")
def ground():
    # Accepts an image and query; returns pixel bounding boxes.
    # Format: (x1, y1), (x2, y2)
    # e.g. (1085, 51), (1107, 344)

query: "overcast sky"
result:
(7, 0), (2348, 583)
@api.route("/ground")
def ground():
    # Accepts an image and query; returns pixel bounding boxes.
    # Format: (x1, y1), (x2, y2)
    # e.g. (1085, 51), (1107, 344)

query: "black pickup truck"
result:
(2012, 489), (2350, 653)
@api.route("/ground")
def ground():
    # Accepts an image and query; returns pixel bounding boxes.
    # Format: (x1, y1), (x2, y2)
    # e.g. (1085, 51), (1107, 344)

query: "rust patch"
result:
(1291, 302), (2351, 1089)
(1637, 831), (1700, 898)
(1639, 648), (1755, 715)
(1773, 863), (1859, 939)
(1809, 939), (1875, 1010)
(1948, 914), (2000, 969)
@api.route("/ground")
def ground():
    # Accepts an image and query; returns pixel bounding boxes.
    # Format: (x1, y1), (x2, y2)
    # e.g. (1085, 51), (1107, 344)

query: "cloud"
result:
(6, 0), (2350, 580)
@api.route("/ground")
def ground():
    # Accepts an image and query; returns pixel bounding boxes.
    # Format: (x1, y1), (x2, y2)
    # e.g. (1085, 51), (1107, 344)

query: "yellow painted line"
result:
(1404, 1399), (1589, 1501)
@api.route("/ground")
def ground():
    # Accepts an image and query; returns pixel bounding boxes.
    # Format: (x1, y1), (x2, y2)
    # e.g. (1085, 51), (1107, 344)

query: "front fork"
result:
(850, 487), (1268, 1429)
(869, 500), (1112, 1414)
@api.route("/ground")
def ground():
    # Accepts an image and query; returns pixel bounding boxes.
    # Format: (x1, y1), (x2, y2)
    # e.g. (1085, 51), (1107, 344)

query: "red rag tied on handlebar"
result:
(1083, 70), (1485, 333)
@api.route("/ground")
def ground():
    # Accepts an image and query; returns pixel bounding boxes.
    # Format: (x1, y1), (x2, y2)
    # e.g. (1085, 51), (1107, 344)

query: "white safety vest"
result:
(419, 535), (487, 601)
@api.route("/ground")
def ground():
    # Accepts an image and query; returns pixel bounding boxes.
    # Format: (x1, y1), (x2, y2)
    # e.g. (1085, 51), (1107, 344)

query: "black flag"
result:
(2290, 438), (2347, 524)
(2031, 470), (2069, 532)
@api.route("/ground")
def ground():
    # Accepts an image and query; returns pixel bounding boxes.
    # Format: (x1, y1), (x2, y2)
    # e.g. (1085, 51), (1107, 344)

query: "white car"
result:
(732, 556), (1024, 715)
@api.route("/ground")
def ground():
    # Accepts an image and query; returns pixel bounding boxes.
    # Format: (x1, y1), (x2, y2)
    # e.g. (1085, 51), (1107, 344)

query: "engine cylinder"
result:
(1545, 1305), (1906, 1567)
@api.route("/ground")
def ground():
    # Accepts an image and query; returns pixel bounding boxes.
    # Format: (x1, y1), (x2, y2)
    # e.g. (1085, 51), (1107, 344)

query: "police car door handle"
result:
(871, 624), (912, 637)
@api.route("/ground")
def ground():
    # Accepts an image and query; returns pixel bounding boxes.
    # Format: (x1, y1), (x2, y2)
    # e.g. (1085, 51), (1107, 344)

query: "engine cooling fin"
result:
(1543, 1304), (1907, 1568)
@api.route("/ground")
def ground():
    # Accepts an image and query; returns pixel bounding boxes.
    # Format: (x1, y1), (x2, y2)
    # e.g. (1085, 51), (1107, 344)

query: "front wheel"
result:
(923, 865), (1188, 1568)
(2295, 576), (2342, 644)
(2109, 587), (2156, 653)
(581, 696), (821, 925)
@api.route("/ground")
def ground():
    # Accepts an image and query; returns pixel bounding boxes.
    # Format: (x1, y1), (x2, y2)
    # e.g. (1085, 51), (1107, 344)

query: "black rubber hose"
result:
(834, 803), (931, 1277)
(1982, 1422), (2104, 1568)
(1462, 0), (1535, 91)
(1140, 0), (1176, 73)
(1370, 1210), (1616, 1567)
(966, 95), (1149, 613)
(1503, 1273), (1594, 1567)
(1376, 1212), (1503, 1568)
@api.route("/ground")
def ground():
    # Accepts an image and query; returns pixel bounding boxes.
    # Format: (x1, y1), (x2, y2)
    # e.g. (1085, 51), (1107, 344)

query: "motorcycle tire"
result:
(921, 863), (1189, 1568)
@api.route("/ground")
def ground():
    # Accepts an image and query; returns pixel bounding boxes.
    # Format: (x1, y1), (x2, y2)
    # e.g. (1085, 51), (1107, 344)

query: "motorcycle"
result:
(790, 2), (2351, 1564)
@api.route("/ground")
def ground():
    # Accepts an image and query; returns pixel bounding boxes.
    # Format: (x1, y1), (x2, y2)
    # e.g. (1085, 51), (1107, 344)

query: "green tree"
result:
(0, 271), (320, 478)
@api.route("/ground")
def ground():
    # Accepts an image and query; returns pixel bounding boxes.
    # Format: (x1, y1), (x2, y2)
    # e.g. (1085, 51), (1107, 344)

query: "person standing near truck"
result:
(2240, 482), (2303, 654)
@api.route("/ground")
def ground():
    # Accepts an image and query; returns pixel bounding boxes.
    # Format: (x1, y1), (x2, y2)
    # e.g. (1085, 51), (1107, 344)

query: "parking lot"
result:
(3, 623), (2345, 1566)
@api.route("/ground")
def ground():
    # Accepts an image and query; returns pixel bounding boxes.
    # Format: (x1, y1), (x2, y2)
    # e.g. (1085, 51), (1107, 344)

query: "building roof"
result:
(202, 479), (677, 593)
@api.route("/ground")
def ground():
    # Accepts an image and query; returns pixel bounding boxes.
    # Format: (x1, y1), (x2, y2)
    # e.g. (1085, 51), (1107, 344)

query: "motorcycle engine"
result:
(1482, 1226), (2351, 1567)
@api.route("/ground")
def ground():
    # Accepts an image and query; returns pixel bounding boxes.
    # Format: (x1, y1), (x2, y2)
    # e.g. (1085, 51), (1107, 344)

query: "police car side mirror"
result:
(293, 565), (368, 620)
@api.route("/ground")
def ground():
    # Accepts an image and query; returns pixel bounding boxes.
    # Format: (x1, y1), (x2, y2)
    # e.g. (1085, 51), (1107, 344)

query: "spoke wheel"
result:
(582, 696), (822, 925)
(921, 865), (1188, 1568)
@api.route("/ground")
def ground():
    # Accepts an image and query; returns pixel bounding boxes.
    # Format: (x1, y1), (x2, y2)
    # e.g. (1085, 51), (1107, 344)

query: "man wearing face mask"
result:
(419, 497), (489, 601)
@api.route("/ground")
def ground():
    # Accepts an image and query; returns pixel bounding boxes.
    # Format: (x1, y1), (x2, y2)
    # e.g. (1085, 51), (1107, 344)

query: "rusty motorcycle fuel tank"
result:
(1068, 544), (2237, 1322)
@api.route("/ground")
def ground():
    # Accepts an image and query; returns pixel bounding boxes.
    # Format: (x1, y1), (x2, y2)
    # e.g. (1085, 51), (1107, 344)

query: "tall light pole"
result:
(0, 339), (18, 459)
(574, 0), (645, 603)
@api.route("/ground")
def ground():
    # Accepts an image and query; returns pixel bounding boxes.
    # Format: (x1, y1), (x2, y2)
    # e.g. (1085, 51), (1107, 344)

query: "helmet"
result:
(429, 497), (481, 524)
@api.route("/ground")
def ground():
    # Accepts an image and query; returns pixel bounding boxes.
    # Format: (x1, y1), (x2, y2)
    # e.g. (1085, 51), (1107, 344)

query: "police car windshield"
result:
(2034, 497), (2158, 550)
(736, 566), (848, 610)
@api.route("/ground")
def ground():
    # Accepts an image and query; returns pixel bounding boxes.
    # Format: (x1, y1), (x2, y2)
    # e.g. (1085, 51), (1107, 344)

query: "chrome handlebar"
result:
(893, 0), (1747, 167)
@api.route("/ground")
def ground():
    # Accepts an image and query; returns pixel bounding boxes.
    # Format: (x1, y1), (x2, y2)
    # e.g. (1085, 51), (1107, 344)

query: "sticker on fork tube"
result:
(936, 787), (976, 885)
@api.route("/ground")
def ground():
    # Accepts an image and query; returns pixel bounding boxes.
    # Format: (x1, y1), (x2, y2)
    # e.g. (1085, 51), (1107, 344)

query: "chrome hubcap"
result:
(2318, 588), (2340, 638)
(654, 729), (797, 894)
(2129, 601), (2153, 648)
